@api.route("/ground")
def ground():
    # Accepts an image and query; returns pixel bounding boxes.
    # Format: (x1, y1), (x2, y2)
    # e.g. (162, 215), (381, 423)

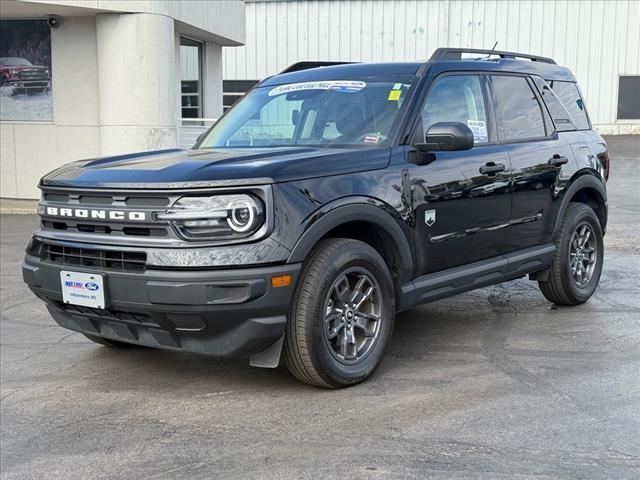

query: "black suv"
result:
(23, 48), (609, 388)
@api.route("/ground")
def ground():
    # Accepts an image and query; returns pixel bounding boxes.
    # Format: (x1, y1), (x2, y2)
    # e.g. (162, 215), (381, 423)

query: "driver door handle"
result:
(479, 162), (506, 175)
(548, 154), (569, 166)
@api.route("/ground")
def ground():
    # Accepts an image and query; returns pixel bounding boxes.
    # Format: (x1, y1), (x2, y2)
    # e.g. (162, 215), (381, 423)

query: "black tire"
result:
(83, 333), (137, 348)
(283, 238), (395, 388)
(539, 202), (604, 306)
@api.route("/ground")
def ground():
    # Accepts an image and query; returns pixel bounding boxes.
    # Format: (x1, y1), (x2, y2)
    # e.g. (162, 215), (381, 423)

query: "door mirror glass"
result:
(415, 122), (474, 152)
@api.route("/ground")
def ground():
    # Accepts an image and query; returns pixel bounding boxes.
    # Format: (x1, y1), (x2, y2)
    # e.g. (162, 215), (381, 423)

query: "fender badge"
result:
(425, 209), (436, 227)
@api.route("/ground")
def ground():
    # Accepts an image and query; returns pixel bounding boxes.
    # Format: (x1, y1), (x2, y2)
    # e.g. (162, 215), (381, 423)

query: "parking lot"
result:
(1, 136), (638, 479)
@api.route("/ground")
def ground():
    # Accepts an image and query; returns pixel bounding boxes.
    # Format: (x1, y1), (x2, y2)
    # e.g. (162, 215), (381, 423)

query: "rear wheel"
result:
(83, 333), (137, 348)
(538, 202), (604, 305)
(283, 238), (395, 388)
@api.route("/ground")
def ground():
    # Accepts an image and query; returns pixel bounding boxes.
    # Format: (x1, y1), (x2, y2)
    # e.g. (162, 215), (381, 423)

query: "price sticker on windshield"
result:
(268, 80), (366, 96)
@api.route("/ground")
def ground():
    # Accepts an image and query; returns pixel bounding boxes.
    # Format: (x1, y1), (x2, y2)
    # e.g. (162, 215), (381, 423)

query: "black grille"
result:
(54, 301), (160, 328)
(39, 189), (173, 241)
(21, 70), (49, 81)
(41, 220), (168, 237)
(165, 313), (206, 332)
(31, 240), (147, 272)
(50, 300), (205, 332)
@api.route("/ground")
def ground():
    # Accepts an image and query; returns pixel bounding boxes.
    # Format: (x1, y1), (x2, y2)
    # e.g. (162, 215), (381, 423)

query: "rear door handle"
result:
(548, 154), (569, 166)
(479, 162), (506, 175)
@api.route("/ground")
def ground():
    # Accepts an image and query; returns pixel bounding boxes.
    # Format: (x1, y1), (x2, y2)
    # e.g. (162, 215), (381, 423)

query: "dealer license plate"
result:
(60, 271), (105, 309)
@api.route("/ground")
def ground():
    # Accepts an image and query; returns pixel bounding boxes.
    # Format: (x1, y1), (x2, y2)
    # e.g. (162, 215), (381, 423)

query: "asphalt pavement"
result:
(1, 136), (639, 479)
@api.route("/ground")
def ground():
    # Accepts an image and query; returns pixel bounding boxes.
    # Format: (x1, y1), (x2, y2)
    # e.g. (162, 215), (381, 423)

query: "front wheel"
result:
(538, 202), (604, 305)
(283, 238), (395, 388)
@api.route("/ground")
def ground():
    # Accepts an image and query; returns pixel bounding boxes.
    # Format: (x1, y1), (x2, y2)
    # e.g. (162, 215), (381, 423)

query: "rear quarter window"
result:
(532, 77), (577, 132)
(547, 81), (591, 130)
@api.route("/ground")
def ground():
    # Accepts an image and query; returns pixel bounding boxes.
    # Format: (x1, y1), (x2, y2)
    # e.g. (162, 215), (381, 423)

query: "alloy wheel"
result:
(569, 222), (598, 287)
(323, 267), (383, 364)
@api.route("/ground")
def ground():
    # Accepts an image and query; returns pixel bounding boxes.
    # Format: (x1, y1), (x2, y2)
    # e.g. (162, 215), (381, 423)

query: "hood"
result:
(40, 147), (391, 189)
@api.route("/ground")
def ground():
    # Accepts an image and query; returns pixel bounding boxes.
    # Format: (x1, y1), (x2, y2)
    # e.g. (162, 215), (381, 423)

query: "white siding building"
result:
(1, 0), (245, 199)
(223, 0), (640, 134)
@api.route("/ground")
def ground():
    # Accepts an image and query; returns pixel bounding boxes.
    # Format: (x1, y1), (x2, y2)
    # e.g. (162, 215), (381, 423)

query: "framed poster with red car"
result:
(0, 20), (52, 121)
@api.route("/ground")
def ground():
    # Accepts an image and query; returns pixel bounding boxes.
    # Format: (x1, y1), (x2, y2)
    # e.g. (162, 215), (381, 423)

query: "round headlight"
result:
(228, 201), (255, 232)
(157, 194), (265, 241)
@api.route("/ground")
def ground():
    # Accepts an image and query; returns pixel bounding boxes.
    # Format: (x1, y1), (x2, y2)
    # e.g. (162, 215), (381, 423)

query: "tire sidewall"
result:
(301, 242), (395, 386)
(559, 205), (604, 303)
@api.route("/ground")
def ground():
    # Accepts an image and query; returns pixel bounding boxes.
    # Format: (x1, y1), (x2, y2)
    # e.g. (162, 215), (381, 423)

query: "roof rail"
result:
(279, 61), (356, 74)
(430, 48), (556, 65)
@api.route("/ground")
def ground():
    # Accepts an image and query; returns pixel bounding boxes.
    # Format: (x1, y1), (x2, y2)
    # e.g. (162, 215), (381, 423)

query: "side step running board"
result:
(398, 244), (555, 310)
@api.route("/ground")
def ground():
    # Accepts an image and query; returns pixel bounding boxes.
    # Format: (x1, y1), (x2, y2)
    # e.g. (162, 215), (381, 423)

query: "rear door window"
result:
(490, 75), (547, 142)
(547, 80), (590, 130)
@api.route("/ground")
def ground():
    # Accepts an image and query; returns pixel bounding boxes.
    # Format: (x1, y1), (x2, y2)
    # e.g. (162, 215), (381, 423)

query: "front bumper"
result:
(23, 252), (301, 359)
(7, 80), (50, 89)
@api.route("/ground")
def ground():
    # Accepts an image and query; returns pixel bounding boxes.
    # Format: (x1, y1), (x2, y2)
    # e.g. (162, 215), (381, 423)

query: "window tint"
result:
(421, 75), (489, 144)
(491, 75), (546, 141)
(532, 77), (576, 132)
(548, 80), (590, 129)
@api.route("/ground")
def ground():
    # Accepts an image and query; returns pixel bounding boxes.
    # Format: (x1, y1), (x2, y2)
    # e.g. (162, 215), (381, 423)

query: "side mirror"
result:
(415, 122), (474, 153)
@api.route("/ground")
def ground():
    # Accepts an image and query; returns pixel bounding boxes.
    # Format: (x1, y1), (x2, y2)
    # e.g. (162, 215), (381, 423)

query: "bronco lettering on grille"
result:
(44, 206), (147, 221)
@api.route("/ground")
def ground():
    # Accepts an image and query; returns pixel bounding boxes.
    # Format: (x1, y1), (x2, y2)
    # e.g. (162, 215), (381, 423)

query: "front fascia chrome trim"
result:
(145, 238), (290, 267)
(30, 235), (291, 268)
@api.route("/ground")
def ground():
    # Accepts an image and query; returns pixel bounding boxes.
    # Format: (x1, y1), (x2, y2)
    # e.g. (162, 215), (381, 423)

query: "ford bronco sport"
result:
(23, 48), (609, 388)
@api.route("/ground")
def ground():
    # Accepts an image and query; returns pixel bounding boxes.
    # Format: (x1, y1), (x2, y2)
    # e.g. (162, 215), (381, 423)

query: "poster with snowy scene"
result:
(0, 20), (52, 121)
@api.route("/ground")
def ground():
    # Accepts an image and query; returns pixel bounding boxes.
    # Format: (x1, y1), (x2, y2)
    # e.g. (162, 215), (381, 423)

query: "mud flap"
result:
(529, 268), (550, 281)
(249, 334), (284, 368)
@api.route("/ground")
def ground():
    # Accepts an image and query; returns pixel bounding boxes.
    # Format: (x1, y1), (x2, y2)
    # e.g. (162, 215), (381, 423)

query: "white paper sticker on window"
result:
(268, 80), (366, 96)
(467, 120), (488, 143)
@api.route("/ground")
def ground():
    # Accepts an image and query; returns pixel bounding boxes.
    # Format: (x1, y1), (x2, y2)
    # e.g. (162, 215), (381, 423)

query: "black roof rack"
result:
(279, 61), (356, 74)
(430, 48), (556, 65)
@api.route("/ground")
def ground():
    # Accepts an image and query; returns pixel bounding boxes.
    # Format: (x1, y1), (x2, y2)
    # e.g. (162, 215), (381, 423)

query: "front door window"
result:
(421, 75), (489, 144)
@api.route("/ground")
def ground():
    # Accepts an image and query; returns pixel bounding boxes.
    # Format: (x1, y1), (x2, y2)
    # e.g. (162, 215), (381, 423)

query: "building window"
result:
(180, 37), (202, 119)
(617, 76), (640, 120)
(223, 80), (259, 112)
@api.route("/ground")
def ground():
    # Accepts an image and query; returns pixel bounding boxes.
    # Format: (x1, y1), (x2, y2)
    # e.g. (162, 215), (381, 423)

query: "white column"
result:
(96, 13), (178, 156)
(203, 42), (224, 119)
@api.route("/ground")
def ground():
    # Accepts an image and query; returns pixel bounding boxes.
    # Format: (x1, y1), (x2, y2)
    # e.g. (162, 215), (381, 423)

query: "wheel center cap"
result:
(346, 310), (354, 320)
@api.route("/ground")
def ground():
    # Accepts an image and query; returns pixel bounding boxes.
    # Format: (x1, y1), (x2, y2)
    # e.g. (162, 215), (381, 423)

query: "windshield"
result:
(198, 77), (415, 148)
